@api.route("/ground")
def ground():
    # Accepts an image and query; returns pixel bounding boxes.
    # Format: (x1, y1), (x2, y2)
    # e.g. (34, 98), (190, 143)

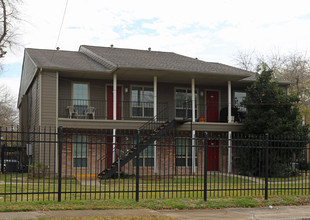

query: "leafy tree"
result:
(235, 64), (309, 177)
(234, 50), (310, 124)
(242, 64), (308, 136)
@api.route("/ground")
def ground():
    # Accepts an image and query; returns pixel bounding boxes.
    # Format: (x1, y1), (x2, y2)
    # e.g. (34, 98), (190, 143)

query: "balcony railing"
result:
(58, 99), (169, 121)
(58, 99), (246, 123)
(174, 101), (246, 123)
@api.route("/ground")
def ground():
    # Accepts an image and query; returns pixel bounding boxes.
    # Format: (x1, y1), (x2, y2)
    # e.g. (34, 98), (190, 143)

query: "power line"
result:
(51, 0), (69, 62)
(55, 0), (69, 49)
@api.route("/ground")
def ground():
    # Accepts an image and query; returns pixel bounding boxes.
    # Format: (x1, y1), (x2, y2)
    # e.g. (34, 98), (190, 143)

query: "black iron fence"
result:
(0, 127), (309, 202)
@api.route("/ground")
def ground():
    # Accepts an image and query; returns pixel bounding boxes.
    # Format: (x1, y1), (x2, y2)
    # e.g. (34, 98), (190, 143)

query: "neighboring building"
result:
(17, 45), (286, 177)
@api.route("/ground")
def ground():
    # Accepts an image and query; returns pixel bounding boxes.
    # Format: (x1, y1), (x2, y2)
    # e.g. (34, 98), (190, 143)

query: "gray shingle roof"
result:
(25, 46), (253, 78)
(81, 45), (252, 77)
(26, 48), (109, 72)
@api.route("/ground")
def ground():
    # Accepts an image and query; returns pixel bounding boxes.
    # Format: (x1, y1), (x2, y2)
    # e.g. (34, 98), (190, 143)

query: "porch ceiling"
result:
(115, 68), (249, 86)
(58, 68), (252, 87)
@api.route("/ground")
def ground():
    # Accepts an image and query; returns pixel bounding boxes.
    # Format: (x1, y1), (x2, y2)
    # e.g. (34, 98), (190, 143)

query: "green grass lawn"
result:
(1, 173), (309, 203)
(1, 196), (310, 212)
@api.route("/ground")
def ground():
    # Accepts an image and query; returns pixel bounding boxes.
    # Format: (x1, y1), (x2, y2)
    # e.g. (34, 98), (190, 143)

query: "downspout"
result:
(227, 81), (232, 173)
(154, 76), (158, 174)
(113, 73), (117, 163)
(228, 81), (232, 123)
(191, 78), (196, 174)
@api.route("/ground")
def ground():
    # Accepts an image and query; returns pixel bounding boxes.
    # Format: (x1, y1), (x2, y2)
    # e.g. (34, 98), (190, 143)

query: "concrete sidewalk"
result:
(1, 206), (310, 219)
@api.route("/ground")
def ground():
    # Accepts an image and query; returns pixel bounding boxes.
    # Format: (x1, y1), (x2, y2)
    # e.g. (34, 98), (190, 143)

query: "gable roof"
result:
(80, 45), (253, 77)
(26, 48), (110, 72)
(19, 45), (255, 107)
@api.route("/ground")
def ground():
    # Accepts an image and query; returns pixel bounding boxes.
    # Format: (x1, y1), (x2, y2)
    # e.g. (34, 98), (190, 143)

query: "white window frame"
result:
(175, 138), (197, 167)
(131, 85), (154, 118)
(73, 135), (88, 168)
(175, 87), (198, 119)
(233, 91), (246, 112)
(72, 82), (90, 116)
(133, 138), (154, 167)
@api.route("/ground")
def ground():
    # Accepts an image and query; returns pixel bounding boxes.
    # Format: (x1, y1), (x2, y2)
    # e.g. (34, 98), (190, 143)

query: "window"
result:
(234, 92), (246, 112)
(131, 86), (154, 117)
(133, 138), (154, 167)
(234, 91), (246, 123)
(73, 135), (88, 168)
(73, 83), (88, 115)
(176, 138), (197, 167)
(175, 89), (198, 118)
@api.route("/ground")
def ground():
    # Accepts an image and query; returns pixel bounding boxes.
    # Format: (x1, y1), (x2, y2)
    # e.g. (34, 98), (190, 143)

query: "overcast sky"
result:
(1, 0), (310, 99)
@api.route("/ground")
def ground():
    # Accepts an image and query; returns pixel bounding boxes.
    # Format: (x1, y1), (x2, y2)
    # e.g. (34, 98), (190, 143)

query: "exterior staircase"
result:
(97, 119), (177, 179)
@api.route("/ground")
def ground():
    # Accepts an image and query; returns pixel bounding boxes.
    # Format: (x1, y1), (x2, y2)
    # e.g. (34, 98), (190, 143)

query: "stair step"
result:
(98, 119), (177, 179)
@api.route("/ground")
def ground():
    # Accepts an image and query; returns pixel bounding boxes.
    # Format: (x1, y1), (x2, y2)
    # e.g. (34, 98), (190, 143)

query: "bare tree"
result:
(281, 52), (310, 95)
(0, 85), (17, 127)
(234, 50), (257, 71)
(0, 0), (21, 59)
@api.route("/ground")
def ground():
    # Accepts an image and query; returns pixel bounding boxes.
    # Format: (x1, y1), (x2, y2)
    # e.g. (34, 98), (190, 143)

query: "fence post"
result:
(58, 126), (63, 202)
(265, 133), (269, 200)
(0, 127), (4, 174)
(136, 129), (140, 202)
(204, 132), (208, 202)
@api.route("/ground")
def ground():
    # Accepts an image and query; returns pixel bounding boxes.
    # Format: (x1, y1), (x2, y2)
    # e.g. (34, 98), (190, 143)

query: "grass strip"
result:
(1, 196), (310, 212)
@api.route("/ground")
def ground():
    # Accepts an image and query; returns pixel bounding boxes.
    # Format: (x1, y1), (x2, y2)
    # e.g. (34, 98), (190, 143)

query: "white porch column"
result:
(154, 76), (158, 174)
(228, 81), (232, 123)
(228, 131), (232, 173)
(113, 73), (117, 163)
(227, 81), (232, 173)
(191, 78), (196, 174)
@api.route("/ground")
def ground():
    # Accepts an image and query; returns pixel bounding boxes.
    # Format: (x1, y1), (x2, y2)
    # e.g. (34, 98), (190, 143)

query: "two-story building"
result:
(18, 45), (282, 177)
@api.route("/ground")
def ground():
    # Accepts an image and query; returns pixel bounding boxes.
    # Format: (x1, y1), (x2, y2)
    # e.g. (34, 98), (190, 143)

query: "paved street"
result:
(1, 206), (310, 219)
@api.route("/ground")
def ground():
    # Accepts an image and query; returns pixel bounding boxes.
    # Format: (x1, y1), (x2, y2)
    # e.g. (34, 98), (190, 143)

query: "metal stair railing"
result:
(97, 104), (176, 179)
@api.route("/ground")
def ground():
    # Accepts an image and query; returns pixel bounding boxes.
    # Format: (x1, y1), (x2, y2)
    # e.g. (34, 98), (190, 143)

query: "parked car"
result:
(0, 159), (20, 173)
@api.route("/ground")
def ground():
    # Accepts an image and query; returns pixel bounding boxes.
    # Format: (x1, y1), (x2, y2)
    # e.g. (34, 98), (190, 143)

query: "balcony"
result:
(58, 99), (169, 121)
(58, 99), (246, 123)
(175, 102), (246, 123)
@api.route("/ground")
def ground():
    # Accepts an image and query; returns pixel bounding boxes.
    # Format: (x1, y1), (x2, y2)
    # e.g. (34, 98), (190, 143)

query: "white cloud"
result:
(0, 77), (20, 102)
(2, 0), (310, 68)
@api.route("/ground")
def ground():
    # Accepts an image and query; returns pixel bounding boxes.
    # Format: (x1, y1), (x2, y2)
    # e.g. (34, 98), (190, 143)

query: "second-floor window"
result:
(175, 88), (198, 118)
(234, 92), (246, 111)
(234, 91), (246, 123)
(73, 83), (89, 115)
(131, 86), (154, 117)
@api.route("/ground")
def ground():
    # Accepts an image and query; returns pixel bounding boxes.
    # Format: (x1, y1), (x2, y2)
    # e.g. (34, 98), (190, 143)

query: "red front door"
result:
(207, 140), (219, 171)
(107, 86), (122, 120)
(206, 91), (219, 122)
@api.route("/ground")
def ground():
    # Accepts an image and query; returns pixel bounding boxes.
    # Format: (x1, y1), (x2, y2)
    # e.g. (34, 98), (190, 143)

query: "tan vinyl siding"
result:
(40, 72), (58, 173)
(27, 76), (40, 129)
(59, 77), (71, 100)
(157, 82), (174, 118)
(25, 76), (41, 164)
(41, 71), (57, 127)
(59, 77), (107, 100)
(18, 51), (38, 106)
(19, 94), (28, 130)
(89, 79), (105, 100)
